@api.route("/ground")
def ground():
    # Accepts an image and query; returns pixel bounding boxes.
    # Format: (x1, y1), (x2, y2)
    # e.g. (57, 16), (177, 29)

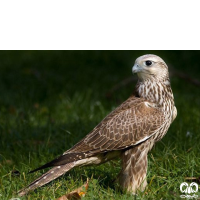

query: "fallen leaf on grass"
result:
(56, 179), (89, 200)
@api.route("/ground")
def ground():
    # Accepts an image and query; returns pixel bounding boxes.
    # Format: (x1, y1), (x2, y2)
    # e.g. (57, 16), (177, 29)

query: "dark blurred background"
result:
(0, 51), (199, 106)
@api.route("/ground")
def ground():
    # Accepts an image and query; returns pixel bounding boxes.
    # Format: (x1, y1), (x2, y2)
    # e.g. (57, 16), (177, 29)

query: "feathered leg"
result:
(18, 162), (75, 196)
(118, 142), (149, 194)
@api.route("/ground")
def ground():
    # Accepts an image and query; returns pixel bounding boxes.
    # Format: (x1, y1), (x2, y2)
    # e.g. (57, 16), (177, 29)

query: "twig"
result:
(170, 68), (200, 87)
(106, 68), (200, 97)
(106, 76), (136, 97)
(185, 177), (200, 184)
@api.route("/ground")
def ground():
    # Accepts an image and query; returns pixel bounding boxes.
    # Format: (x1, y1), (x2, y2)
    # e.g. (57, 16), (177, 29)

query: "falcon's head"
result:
(132, 54), (169, 81)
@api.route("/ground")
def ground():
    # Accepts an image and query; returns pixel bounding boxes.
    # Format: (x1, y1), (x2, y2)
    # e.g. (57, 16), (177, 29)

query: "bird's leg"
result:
(118, 143), (148, 194)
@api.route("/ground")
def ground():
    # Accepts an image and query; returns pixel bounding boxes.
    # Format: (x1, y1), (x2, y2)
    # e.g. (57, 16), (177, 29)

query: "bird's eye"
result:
(145, 60), (152, 66)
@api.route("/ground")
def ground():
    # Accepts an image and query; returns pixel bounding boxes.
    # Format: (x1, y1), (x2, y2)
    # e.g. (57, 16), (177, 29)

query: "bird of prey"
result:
(18, 54), (177, 196)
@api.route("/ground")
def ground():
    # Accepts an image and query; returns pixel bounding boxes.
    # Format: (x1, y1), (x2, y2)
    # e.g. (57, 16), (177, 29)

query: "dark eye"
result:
(145, 60), (152, 66)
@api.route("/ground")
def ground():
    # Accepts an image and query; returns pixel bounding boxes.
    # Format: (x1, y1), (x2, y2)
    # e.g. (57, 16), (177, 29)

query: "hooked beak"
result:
(132, 64), (142, 74)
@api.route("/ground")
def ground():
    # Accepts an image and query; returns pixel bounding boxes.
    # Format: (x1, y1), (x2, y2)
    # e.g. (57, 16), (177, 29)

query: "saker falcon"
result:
(18, 54), (177, 196)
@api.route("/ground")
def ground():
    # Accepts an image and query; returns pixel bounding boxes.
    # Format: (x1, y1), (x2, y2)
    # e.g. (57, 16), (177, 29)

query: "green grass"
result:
(0, 51), (200, 200)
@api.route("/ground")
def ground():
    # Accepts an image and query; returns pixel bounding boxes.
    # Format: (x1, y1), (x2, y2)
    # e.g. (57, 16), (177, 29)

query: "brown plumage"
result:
(18, 54), (177, 196)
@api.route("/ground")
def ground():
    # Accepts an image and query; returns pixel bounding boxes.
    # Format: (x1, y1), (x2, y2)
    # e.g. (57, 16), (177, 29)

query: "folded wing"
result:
(31, 96), (166, 171)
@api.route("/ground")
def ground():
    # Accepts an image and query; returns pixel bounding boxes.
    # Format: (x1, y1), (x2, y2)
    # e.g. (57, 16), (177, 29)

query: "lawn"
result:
(0, 51), (200, 200)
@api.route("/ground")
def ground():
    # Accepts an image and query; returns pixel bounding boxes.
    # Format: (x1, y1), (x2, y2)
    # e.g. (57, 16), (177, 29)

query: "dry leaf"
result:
(57, 179), (89, 200)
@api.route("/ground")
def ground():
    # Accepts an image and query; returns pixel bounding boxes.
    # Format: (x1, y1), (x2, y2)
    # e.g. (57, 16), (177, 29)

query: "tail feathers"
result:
(28, 153), (87, 174)
(18, 162), (75, 197)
